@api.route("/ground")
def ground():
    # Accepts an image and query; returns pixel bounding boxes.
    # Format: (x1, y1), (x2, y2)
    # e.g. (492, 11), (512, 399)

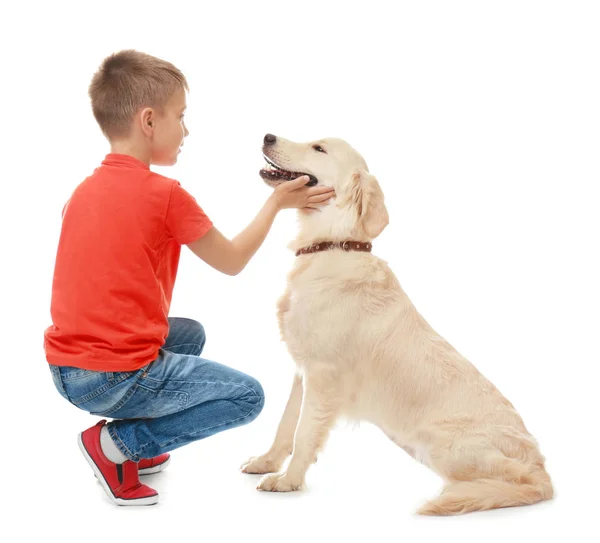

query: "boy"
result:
(44, 50), (334, 506)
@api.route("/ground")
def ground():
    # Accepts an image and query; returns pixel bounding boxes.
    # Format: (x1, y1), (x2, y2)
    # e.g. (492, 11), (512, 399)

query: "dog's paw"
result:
(240, 455), (281, 474)
(257, 471), (304, 492)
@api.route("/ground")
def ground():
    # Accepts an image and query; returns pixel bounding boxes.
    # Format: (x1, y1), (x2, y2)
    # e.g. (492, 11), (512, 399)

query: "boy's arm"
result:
(187, 176), (334, 276)
(187, 199), (278, 276)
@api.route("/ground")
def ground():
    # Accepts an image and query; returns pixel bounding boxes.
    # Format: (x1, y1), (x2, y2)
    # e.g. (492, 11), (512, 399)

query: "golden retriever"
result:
(241, 135), (553, 515)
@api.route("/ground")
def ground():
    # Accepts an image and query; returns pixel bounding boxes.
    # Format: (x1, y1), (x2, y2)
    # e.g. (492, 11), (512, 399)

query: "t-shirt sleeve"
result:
(165, 181), (213, 245)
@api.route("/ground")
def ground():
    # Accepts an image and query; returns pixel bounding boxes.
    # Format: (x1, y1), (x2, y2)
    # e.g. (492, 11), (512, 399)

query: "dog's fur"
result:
(241, 137), (553, 515)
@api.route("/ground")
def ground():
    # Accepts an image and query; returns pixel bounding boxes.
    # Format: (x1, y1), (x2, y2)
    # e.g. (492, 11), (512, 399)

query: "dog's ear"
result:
(348, 169), (389, 239)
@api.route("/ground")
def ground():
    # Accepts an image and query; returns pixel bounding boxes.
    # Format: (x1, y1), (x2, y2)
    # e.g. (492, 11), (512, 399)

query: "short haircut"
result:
(88, 49), (188, 139)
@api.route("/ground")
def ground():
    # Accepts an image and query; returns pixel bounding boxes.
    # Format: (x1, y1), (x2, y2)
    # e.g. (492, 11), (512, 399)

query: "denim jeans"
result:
(49, 317), (265, 462)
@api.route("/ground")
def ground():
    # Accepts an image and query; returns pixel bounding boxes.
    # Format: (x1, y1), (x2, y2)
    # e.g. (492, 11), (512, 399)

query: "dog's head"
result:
(260, 134), (389, 242)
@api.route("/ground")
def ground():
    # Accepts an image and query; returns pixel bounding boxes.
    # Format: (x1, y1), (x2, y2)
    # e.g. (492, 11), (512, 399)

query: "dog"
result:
(240, 134), (553, 515)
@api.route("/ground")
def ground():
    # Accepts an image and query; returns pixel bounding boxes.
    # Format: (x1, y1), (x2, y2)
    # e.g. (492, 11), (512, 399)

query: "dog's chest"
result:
(279, 280), (358, 363)
(281, 289), (327, 345)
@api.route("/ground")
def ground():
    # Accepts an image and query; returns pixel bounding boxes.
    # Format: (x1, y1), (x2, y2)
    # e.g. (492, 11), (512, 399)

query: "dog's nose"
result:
(264, 133), (277, 145)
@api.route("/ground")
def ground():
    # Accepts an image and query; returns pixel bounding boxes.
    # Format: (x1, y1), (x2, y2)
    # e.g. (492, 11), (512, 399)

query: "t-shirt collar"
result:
(102, 153), (150, 170)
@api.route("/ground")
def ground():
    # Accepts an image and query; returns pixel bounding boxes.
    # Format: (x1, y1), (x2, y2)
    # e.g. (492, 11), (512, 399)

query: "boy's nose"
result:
(264, 133), (277, 145)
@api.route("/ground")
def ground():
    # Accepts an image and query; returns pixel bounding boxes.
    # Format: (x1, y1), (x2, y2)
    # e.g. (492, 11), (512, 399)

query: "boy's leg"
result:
(63, 317), (264, 504)
(135, 317), (205, 474)
(99, 348), (265, 462)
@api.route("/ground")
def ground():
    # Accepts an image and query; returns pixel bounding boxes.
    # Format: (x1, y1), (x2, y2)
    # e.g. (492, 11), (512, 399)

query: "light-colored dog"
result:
(241, 135), (553, 515)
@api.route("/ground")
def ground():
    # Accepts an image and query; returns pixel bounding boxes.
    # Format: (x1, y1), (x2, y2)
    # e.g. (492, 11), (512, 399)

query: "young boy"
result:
(44, 50), (334, 506)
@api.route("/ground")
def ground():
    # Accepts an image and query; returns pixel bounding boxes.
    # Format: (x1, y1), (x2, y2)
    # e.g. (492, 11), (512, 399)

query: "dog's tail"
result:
(417, 471), (553, 516)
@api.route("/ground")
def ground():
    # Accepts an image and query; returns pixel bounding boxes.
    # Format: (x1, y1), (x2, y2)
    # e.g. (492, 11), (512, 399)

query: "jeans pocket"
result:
(59, 368), (137, 415)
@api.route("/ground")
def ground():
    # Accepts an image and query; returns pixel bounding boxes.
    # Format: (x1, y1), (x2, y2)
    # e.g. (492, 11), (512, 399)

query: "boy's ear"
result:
(140, 107), (154, 136)
(348, 169), (389, 239)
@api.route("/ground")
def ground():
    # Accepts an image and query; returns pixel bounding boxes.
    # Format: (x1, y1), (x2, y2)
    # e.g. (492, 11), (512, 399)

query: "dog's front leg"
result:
(257, 366), (340, 492)
(241, 372), (303, 474)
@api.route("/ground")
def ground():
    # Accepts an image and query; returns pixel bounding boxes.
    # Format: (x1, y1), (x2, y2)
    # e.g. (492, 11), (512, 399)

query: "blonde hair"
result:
(88, 50), (189, 139)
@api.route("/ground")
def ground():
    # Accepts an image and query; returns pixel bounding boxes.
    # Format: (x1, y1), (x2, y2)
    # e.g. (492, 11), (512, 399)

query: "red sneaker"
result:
(139, 453), (171, 475)
(78, 420), (158, 506)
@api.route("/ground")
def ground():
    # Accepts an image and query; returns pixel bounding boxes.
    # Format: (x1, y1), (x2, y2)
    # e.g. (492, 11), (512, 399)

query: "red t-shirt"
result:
(44, 153), (213, 371)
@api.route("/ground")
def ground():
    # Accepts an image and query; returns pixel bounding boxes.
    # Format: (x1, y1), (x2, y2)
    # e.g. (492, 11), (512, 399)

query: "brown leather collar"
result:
(295, 240), (372, 257)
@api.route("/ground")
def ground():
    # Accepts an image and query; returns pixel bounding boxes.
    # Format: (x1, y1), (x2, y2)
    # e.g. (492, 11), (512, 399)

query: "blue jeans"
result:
(49, 317), (265, 462)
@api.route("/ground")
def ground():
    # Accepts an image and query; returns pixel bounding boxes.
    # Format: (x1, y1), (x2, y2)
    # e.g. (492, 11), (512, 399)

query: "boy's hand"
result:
(187, 176), (335, 276)
(270, 176), (335, 212)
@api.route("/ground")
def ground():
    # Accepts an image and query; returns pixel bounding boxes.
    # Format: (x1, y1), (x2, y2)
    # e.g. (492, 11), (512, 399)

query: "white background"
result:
(2, 1), (599, 541)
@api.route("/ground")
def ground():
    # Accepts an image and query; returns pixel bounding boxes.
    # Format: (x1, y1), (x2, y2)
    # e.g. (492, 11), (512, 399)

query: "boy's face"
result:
(150, 88), (189, 166)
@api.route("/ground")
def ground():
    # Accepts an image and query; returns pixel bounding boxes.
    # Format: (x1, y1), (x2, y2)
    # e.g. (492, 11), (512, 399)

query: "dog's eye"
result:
(313, 145), (326, 153)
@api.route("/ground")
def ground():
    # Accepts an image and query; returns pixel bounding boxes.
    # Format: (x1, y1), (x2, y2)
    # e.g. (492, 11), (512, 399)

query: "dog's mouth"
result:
(260, 155), (318, 187)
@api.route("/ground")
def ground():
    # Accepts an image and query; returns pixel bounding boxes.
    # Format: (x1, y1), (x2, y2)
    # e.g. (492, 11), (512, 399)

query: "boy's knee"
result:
(172, 317), (206, 349)
(243, 377), (265, 421)
(192, 321), (206, 348)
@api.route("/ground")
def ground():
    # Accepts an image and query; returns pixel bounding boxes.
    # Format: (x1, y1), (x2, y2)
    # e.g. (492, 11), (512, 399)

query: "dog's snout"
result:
(264, 133), (277, 145)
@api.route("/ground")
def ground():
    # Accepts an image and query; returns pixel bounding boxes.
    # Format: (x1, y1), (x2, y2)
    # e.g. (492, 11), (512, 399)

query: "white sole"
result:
(139, 456), (171, 476)
(78, 433), (159, 506)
